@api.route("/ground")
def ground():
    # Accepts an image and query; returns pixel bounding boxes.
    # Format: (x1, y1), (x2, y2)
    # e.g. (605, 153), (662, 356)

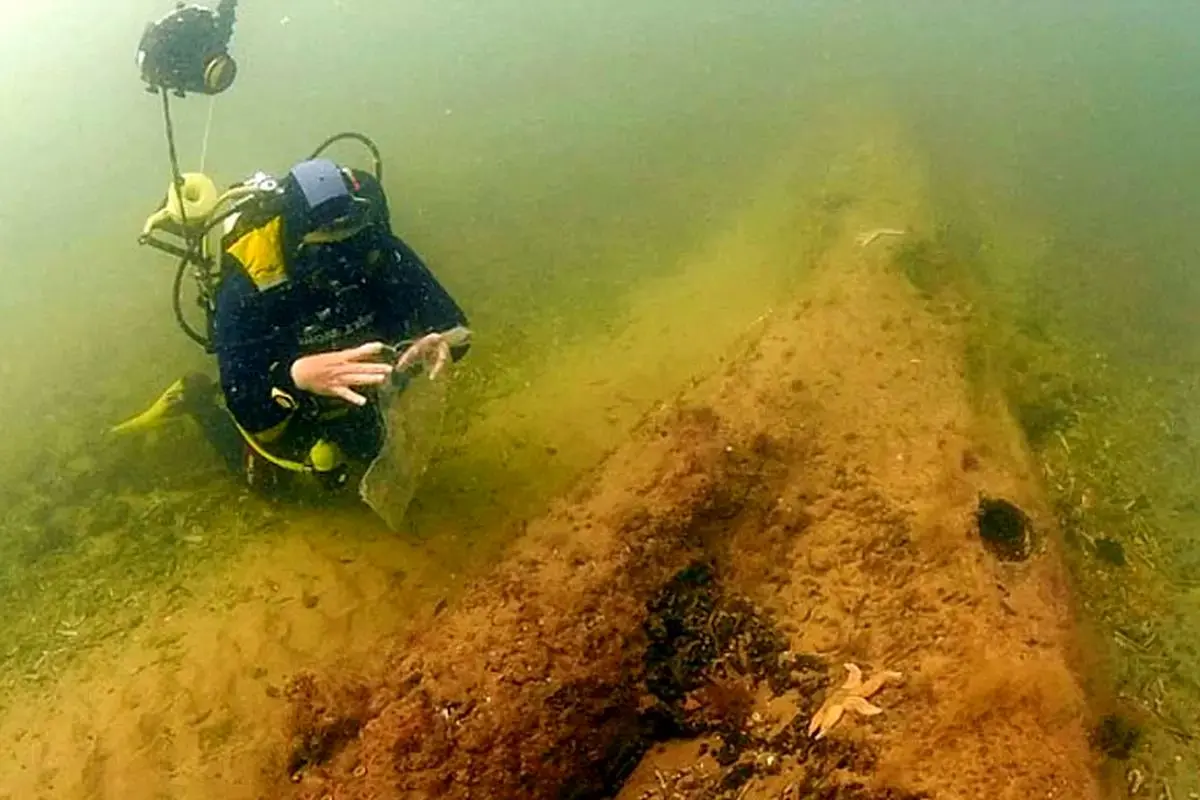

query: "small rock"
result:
(1093, 538), (1126, 567)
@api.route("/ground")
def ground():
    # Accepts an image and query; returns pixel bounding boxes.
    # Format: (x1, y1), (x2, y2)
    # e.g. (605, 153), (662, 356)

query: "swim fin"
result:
(109, 374), (215, 435)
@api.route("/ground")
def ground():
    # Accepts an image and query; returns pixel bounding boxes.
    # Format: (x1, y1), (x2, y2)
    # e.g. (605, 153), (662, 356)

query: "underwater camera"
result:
(137, 0), (238, 96)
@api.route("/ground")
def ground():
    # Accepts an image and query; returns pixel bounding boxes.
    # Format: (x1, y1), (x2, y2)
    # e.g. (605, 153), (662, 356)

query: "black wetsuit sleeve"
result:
(211, 272), (300, 434)
(375, 236), (470, 356)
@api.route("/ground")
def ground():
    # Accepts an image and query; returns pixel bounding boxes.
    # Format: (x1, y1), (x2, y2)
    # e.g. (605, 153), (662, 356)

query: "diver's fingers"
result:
(398, 333), (446, 370)
(428, 343), (450, 380)
(344, 341), (387, 361)
(394, 344), (424, 372)
(341, 371), (389, 387)
(336, 361), (392, 377)
(331, 385), (369, 406)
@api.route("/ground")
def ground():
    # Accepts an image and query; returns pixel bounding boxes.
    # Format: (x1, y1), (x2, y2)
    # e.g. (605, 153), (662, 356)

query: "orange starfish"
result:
(808, 663), (902, 739)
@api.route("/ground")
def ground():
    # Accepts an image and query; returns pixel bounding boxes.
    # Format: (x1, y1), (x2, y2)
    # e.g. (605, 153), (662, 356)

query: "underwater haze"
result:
(1, 0), (1200, 796)
(0, 0), (834, 474)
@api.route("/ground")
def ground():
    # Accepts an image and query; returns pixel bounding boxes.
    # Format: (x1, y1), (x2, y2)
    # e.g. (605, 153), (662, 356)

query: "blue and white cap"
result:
(289, 159), (354, 228)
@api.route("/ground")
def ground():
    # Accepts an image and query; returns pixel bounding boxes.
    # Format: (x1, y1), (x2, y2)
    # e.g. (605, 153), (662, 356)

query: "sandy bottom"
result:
(0, 515), (461, 800)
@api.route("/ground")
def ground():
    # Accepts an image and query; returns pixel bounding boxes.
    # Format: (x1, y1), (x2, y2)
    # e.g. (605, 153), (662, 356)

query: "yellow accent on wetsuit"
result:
(226, 216), (288, 290)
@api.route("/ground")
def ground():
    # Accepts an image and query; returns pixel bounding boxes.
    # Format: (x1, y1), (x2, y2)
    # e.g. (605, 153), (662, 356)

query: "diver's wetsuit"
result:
(195, 167), (469, 485)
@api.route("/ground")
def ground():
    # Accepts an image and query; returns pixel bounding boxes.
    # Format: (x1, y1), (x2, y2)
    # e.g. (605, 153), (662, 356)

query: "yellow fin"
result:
(109, 379), (187, 435)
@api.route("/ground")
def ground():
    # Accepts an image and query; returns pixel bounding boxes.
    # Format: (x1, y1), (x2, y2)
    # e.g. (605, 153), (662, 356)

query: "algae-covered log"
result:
(287, 404), (790, 799)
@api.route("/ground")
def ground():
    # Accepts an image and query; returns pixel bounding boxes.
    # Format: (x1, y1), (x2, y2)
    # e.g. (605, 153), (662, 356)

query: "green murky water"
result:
(1, 1), (1199, 796)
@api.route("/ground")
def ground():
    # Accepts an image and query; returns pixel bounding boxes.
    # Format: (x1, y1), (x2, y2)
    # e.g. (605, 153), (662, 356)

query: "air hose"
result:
(309, 131), (384, 182)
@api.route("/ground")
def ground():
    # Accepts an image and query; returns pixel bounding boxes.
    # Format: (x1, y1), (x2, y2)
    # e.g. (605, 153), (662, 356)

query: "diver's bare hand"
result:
(396, 332), (454, 379)
(290, 342), (392, 406)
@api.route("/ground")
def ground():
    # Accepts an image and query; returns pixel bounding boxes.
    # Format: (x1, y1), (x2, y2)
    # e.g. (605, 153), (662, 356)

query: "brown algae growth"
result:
(281, 224), (1102, 800)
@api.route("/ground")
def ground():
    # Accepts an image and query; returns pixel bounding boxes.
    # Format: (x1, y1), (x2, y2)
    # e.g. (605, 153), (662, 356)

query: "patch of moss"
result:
(892, 236), (959, 297)
(1013, 399), (1073, 448)
(1089, 714), (1141, 760)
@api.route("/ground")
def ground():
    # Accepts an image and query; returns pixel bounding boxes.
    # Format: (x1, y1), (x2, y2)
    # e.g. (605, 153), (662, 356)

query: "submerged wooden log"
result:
(282, 242), (1104, 800)
(287, 402), (790, 799)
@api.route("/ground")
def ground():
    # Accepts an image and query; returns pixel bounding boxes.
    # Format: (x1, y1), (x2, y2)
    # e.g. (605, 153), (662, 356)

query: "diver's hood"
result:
(281, 159), (390, 245)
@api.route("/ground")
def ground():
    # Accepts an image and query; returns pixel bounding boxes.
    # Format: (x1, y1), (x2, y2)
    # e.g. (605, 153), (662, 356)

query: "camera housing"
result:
(137, 2), (237, 96)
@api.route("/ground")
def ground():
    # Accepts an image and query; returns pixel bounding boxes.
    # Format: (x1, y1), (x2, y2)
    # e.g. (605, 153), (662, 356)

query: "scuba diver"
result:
(117, 1), (471, 496)
(142, 160), (470, 492)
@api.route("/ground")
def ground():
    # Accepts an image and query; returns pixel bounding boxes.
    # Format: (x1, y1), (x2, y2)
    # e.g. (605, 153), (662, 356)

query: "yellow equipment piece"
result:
(230, 417), (343, 476)
(109, 378), (188, 434)
(140, 176), (266, 243)
(203, 53), (238, 95)
(141, 173), (219, 236)
(308, 439), (341, 473)
(112, 381), (345, 477)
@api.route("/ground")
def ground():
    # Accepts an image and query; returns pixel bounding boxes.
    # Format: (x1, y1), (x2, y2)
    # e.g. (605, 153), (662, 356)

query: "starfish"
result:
(807, 663), (902, 739)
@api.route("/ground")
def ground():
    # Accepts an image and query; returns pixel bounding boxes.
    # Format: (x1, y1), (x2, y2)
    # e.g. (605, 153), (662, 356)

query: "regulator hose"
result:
(172, 255), (210, 349)
(172, 203), (243, 352)
(308, 131), (384, 182)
